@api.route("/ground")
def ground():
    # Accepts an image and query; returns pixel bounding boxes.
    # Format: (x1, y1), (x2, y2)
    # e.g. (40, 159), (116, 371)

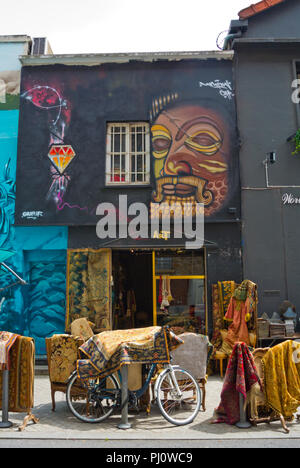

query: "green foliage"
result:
(292, 129), (300, 155)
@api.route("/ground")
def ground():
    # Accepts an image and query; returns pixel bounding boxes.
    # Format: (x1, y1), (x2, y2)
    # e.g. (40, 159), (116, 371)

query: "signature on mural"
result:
(21, 211), (44, 220)
(199, 80), (234, 100)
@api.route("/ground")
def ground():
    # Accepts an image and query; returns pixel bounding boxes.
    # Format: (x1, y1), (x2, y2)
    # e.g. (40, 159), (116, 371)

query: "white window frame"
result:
(106, 122), (150, 186)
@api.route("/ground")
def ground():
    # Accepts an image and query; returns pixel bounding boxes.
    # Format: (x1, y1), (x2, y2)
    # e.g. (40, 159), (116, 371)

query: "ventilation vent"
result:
(31, 37), (53, 55)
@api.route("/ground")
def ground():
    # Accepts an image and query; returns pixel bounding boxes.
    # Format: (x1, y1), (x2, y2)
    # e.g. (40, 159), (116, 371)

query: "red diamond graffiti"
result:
(48, 145), (76, 174)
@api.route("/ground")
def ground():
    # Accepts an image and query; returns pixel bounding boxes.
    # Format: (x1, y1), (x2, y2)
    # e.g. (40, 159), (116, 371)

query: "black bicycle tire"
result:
(156, 367), (201, 426)
(66, 371), (120, 424)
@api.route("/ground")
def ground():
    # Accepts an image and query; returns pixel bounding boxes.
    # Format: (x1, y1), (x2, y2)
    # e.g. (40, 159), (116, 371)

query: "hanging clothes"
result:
(126, 290), (137, 317)
(221, 280), (258, 355)
(160, 276), (173, 310)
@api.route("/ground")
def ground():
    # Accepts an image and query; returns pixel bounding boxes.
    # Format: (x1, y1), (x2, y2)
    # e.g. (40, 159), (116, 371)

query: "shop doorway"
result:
(111, 248), (207, 334)
(112, 250), (153, 330)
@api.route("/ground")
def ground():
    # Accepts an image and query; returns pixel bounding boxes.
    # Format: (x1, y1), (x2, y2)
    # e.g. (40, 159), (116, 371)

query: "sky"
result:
(1, 0), (253, 54)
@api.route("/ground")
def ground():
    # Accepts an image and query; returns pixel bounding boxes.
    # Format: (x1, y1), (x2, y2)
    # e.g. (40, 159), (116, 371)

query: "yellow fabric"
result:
(249, 332), (257, 348)
(71, 318), (94, 341)
(218, 329), (232, 356)
(47, 334), (84, 384)
(92, 327), (168, 362)
(0, 336), (34, 413)
(66, 248), (111, 331)
(218, 281), (236, 320)
(262, 340), (300, 420)
(77, 326), (183, 380)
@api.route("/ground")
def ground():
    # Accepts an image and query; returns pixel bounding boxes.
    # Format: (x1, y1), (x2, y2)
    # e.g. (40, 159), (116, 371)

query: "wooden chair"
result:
(214, 351), (228, 379)
(213, 331), (257, 378)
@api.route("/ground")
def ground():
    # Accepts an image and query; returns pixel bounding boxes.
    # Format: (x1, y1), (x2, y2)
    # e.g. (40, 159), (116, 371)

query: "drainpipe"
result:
(223, 30), (242, 50)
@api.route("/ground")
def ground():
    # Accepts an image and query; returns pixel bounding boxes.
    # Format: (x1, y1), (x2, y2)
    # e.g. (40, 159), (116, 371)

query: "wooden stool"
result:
(214, 351), (228, 378)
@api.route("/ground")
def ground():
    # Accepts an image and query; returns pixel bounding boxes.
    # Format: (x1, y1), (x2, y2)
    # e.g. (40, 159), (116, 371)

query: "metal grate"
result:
(106, 123), (150, 185)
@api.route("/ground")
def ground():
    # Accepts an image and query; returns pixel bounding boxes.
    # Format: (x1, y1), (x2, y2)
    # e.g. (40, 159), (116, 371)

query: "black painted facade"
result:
(15, 54), (243, 334)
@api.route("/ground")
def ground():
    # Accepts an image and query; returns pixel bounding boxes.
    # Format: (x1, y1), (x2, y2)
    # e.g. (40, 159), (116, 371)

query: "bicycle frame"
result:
(153, 364), (183, 400)
(117, 363), (158, 400)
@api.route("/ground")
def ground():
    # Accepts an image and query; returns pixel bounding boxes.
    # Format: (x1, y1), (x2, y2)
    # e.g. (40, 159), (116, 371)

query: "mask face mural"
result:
(151, 103), (230, 217)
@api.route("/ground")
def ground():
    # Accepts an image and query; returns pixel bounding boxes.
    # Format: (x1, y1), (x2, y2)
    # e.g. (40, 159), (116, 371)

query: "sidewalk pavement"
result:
(1, 374), (300, 441)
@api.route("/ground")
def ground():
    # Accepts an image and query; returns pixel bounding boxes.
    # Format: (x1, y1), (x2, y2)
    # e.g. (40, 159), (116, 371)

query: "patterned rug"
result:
(77, 326), (183, 380)
(213, 342), (260, 425)
(66, 249), (111, 332)
(0, 336), (35, 412)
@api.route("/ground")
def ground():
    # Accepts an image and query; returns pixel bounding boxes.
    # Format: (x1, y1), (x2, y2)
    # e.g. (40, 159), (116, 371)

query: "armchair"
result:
(46, 334), (84, 411)
(170, 332), (212, 411)
(247, 347), (289, 433)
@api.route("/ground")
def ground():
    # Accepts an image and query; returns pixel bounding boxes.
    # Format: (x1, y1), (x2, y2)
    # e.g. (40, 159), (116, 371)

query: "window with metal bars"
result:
(106, 123), (150, 185)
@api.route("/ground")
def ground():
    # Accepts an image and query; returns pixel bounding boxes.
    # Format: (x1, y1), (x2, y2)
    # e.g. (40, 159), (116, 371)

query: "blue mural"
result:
(0, 39), (68, 356)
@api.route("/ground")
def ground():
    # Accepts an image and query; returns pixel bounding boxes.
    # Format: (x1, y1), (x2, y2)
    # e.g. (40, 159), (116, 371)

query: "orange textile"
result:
(224, 299), (250, 348)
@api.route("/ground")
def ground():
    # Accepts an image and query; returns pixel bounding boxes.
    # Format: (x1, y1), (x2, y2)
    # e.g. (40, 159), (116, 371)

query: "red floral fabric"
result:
(213, 342), (260, 425)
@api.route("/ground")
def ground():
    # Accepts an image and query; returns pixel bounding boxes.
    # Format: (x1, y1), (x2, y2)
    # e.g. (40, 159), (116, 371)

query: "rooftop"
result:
(239, 0), (286, 20)
(20, 50), (234, 67)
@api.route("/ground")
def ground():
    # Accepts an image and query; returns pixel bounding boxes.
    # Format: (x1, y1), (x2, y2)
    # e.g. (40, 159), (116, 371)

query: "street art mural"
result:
(150, 94), (231, 217)
(0, 42), (68, 356)
(15, 60), (240, 227)
(21, 85), (74, 206)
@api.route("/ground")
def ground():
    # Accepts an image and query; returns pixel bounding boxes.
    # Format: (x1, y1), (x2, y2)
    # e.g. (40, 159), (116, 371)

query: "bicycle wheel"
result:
(66, 371), (120, 423)
(156, 367), (201, 426)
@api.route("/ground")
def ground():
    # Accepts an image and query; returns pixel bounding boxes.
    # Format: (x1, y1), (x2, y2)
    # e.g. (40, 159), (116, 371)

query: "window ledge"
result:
(104, 184), (153, 189)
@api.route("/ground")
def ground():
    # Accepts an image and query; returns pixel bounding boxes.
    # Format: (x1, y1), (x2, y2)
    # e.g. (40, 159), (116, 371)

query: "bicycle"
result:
(66, 360), (201, 426)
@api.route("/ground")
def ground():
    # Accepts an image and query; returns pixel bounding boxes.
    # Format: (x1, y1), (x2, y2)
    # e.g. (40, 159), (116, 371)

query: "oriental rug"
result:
(213, 342), (260, 425)
(77, 326), (183, 380)
(66, 249), (111, 332)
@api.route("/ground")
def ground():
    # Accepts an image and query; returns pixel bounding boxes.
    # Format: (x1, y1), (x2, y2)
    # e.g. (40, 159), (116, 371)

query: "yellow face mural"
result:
(151, 104), (230, 217)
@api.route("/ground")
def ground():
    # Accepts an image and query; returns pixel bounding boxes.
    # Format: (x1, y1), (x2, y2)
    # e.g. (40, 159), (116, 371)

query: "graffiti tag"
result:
(199, 79), (234, 100)
(21, 211), (44, 220)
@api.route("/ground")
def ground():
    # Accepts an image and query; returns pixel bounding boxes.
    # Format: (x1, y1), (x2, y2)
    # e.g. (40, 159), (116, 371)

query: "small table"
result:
(258, 333), (300, 348)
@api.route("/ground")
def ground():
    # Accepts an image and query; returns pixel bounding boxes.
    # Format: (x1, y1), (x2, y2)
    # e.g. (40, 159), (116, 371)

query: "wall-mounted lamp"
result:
(228, 207), (237, 215)
(263, 151), (277, 165)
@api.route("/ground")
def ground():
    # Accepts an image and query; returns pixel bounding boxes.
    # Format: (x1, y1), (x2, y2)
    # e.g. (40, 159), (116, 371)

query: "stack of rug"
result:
(269, 323), (286, 337)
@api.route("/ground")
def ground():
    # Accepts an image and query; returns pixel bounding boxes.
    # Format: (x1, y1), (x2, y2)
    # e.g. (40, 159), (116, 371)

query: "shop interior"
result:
(111, 249), (207, 334)
(112, 250), (153, 330)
